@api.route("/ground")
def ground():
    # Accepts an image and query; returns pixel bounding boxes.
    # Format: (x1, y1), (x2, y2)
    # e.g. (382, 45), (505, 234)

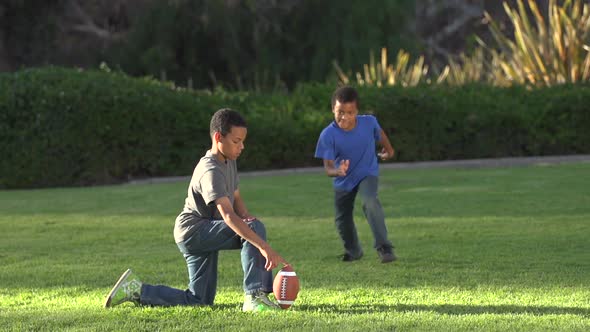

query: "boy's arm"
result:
(216, 196), (287, 270)
(377, 129), (395, 160)
(233, 189), (255, 221)
(322, 159), (350, 177)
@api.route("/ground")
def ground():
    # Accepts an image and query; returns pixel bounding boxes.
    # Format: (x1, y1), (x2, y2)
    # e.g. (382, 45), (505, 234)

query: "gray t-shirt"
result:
(173, 150), (238, 243)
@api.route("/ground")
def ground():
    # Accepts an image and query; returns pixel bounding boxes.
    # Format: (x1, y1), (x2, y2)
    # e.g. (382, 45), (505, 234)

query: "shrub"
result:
(1, 67), (589, 189)
(0, 67), (218, 188)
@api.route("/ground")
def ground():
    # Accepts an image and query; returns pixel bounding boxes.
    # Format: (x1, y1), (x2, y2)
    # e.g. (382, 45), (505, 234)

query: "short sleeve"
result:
(314, 129), (336, 160)
(199, 169), (228, 205)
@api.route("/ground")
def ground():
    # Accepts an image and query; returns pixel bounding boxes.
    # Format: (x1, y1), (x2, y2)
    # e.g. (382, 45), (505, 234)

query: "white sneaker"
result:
(104, 269), (142, 308)
(242, 291), (280, 312)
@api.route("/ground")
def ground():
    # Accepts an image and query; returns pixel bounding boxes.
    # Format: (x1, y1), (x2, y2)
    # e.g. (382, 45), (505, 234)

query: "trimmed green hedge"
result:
(1, 67), (589, 188)
(0, 67), (219, 188)
(362, 84), (590, 160)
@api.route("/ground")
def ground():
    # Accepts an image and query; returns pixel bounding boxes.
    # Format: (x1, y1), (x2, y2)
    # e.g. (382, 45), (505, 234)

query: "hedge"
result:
(1, 67), (589, 188)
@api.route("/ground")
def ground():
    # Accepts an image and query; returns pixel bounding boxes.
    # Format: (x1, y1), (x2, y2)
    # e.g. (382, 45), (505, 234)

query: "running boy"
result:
(104, 108), (288, 311)
(314, 86), (397, 263)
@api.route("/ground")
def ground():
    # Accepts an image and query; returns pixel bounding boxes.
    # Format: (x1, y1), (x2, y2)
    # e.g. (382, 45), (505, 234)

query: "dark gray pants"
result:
(334, 176), (393, 257)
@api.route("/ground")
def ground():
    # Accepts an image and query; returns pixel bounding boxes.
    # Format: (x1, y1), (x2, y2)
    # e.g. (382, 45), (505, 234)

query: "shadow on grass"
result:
(297, 304), (590, 316)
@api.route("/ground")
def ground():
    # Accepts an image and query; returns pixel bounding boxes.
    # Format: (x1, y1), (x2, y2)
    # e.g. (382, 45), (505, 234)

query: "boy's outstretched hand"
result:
(260, 245), (288, 271)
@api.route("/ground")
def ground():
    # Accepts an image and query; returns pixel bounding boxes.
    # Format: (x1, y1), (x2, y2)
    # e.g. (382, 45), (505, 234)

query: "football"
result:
(273, 265), (300, 309)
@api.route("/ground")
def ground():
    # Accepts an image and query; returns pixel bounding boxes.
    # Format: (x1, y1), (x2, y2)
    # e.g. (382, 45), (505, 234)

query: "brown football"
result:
(273, 265), (300, 309)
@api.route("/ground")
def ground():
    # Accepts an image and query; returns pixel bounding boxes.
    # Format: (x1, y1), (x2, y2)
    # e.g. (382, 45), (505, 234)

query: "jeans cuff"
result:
(245, 284), (264, 295)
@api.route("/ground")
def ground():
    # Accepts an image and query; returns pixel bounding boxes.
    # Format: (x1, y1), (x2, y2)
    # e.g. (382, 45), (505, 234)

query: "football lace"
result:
(280, 277), (288, 299)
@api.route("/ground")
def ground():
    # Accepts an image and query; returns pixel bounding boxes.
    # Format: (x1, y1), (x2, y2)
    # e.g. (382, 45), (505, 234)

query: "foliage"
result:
(336, 0), (590, 88)
(482, 0), (590, 86)
(1, 1), (415, 90)
(2, 67), (590, 188)
(1, 163), (590, 330)
(354, 83), (590, 161)
(334, 48), (430, 87)
(0, 66), (220, 188)
(0, 0), (65, 66)
(105, 0), (415, 91)
(436, 48), (490, 85)
(436, 0), (590, 86)
(0, 67), (331, 188)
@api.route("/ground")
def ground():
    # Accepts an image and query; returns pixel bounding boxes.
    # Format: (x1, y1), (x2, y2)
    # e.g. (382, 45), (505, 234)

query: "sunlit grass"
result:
(1, 163), (589, 331)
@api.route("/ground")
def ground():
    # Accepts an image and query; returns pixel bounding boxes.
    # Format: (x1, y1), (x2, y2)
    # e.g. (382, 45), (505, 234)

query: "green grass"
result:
(1, 162), (589, 331)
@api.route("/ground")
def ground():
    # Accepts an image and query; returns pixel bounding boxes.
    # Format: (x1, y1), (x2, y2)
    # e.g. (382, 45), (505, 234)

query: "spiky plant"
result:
(436, 48), (490, 85)
(483, 0), (590, 86)
(333, 48), (429, 87)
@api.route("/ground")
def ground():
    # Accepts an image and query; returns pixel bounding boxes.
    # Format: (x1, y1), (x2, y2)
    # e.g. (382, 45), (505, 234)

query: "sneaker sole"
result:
(381, 255), (397, 263)
(104, 268), (132, 308)
(342, 253), (364, 262)
(243, 304), (279, 312)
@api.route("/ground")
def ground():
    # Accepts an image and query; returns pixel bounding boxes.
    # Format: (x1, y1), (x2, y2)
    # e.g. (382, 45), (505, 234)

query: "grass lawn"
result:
(1, 162), (589, 331)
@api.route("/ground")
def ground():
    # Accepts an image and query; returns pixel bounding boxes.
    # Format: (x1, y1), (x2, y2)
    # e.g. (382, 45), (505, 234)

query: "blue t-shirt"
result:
(314, 115), (382, 191)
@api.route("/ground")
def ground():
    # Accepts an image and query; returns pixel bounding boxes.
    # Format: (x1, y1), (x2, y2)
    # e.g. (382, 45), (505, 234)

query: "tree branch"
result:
(64, 0), (125, 41)
(418, 1), (485, 60)
(430, 3), (483, 44)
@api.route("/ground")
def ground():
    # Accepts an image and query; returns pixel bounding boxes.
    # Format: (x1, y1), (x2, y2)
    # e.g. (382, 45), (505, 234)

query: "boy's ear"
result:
(213, 131), (222, 143)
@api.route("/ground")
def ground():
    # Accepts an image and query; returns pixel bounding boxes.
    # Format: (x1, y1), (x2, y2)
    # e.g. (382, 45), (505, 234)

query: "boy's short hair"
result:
(331, 86), (359, 109)
(210, 108), (247, 137)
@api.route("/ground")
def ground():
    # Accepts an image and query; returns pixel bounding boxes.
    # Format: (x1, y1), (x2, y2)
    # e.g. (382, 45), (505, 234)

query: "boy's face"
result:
(215, 126), (247, 160)
(332, 100), (358, 131)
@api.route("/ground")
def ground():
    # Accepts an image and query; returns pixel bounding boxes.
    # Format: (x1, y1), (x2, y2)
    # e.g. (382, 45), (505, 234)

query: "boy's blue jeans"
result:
(334, 175), (393, 257)
(140, 219), (272, 306)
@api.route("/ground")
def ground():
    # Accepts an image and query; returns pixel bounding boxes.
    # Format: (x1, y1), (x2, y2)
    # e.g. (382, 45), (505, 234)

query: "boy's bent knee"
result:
(246, 219), (267, 238)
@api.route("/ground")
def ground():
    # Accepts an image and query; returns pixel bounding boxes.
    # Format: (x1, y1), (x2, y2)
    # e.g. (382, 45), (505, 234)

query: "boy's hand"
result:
(336, 159), (350, 176)
(378, 148), (394, 160)
(260, 245), (288, 271)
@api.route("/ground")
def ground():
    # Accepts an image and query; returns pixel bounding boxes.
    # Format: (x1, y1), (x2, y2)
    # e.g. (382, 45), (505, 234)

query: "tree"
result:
(0, 3), (8, 71)
(414, 0), (553, 70)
